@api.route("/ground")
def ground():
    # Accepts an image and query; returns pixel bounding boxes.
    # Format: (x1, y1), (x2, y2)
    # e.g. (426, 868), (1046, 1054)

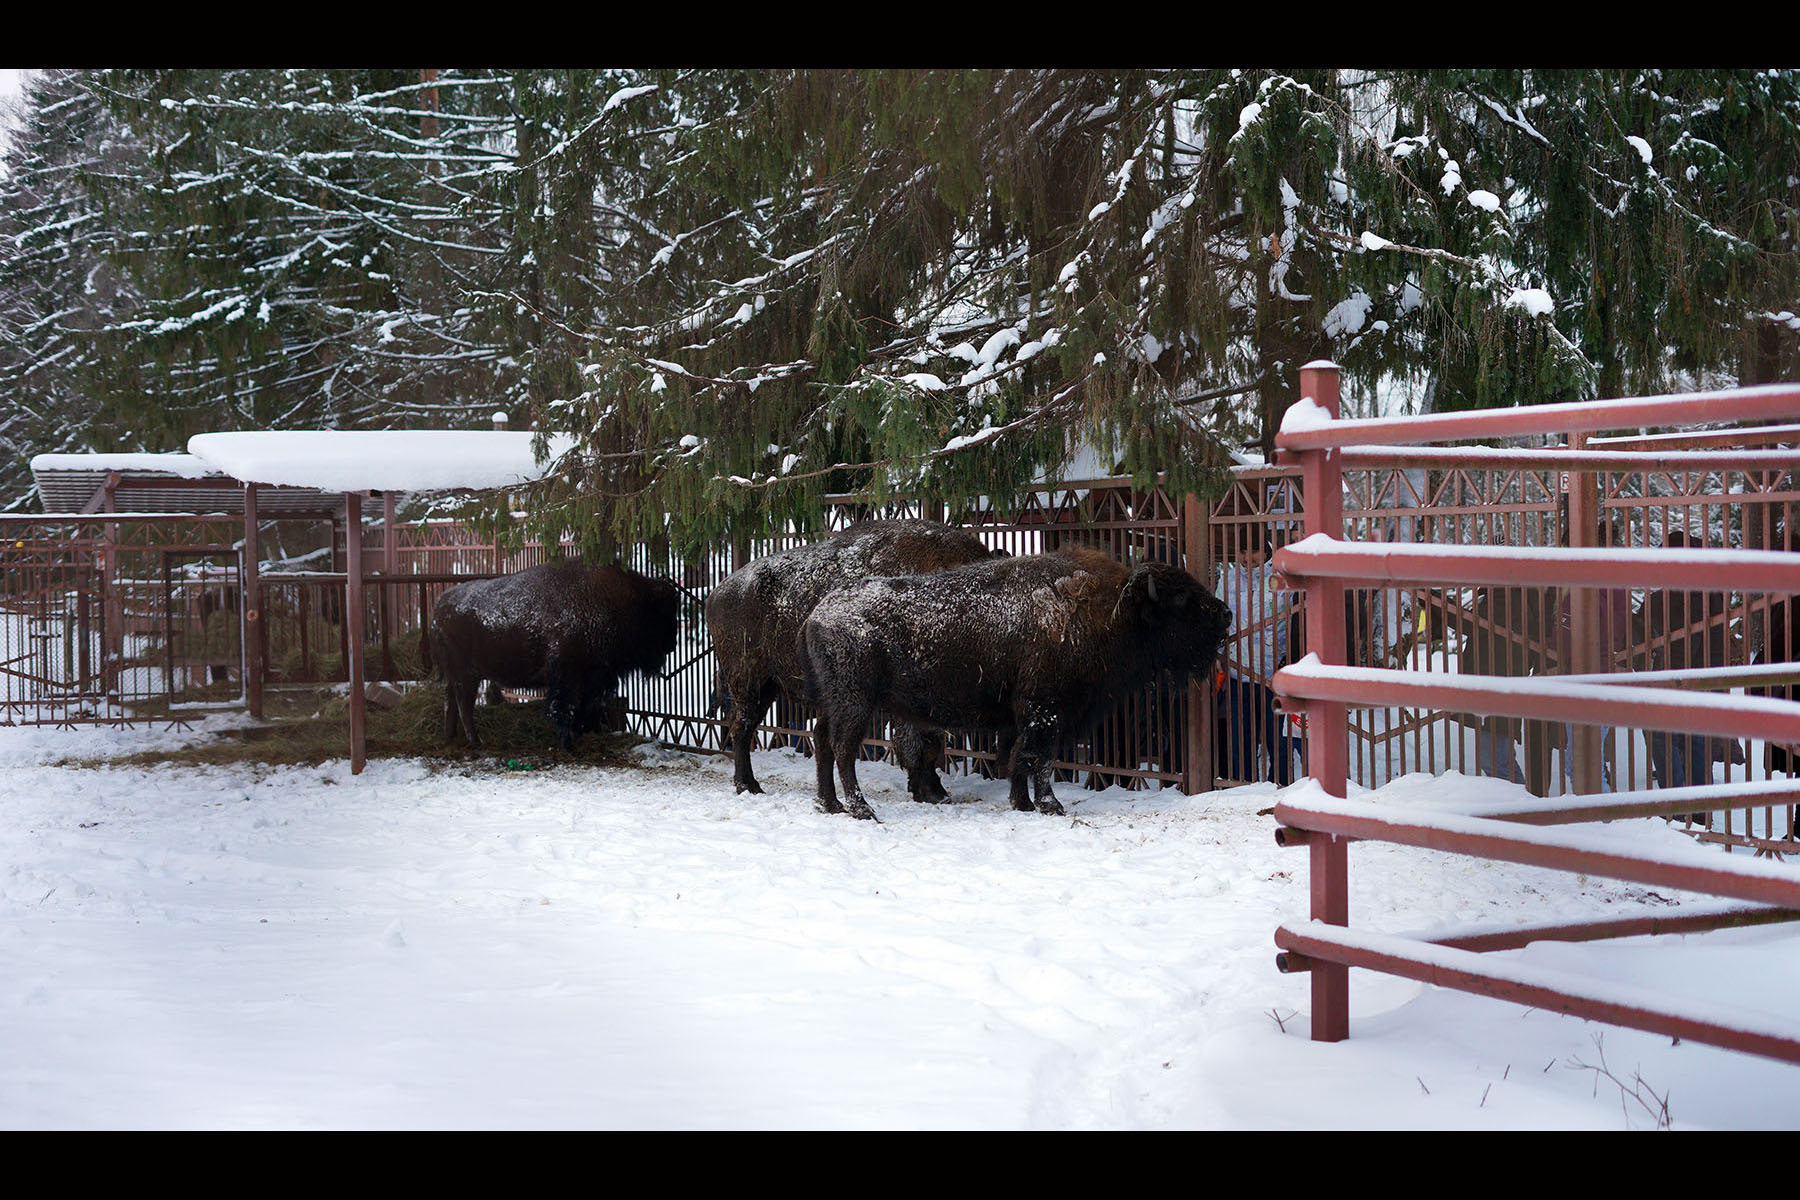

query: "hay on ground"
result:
(90, 684), (646, 770)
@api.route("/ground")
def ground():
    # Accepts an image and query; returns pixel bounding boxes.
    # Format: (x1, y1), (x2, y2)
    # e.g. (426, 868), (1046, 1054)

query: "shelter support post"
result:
(346, 492), (366, 775)
(243, 484), (262, 719)
(100, 476), (121, 700)
(1299, 360), (1350, 1042)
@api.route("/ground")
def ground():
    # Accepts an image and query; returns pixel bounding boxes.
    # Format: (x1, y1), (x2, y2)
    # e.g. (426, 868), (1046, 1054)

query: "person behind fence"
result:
(1215, 535), (1299, 786)
(1749, 511), (1800, 833)
(1554, 522), (1632, 793)
(1455, 585), (1544, 786)
(1637, 529), (1729, 790)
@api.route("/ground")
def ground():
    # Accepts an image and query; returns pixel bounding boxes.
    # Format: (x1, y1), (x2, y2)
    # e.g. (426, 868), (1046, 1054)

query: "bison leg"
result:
(996, 727), (1033, 812)
(1029, 764), (1064, 817)
(1011, 710), (1065, 816)
(728, 681), (779, 795)
(895, 724), (951, 804)
(811, 713), (844, 814)
(819, 706), (879, 821)
(546, 686), (580, 752)
(452, 676), (481, 749)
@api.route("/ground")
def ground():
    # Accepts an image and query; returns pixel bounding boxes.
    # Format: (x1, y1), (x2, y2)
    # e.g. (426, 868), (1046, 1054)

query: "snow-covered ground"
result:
(5, 718), (1800, 1129)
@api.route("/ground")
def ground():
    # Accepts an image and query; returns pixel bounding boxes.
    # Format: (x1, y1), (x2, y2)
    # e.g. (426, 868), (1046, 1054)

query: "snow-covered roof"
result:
(1037, 435), (1123, 484)
(27, 451), (274, 515)
(30, 452), (218, 479)
(28, 431), (577, 515)
(186, 430), (576, 493)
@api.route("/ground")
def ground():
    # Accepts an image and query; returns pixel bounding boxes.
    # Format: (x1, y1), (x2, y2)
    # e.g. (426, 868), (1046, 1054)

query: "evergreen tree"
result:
(2, 68), (1794, 539)
(526, 70), (1255, 556)
(0, 70), (141, 506)
(1334, 69), (1800, 410)
(73, 68), (521, 444)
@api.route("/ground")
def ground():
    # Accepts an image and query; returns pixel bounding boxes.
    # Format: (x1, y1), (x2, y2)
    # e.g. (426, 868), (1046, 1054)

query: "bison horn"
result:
(1145, 570), (1158, 602)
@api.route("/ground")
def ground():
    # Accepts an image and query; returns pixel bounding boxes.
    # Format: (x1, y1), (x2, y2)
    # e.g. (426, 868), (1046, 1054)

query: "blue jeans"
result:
(1648, 731), (1711, 790)
(1560, 724), (1615, 793)
(1223, 676), (1298, 786)
(1476, 722), (1526, 784)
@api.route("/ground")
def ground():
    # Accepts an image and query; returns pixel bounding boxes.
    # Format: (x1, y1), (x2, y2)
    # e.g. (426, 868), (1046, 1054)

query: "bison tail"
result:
(798, 622), (822, 705)
(705, 681), (726, 719)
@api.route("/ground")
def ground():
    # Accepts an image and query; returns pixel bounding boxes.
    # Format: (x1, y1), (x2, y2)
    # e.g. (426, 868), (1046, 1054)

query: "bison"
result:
(799, 546), (1231, 821)
(431, 560), (681, 752)
(706, 519), (1002, 798)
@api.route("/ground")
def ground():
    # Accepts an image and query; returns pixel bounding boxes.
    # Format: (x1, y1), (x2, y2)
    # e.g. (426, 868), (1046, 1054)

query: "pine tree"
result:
(1332, 69), (1800, 411)
(3, 69), (1793, 538)
(0, 70), (141, 506)
(522, 71), (1217, 555)
(86, 69), (529, 442)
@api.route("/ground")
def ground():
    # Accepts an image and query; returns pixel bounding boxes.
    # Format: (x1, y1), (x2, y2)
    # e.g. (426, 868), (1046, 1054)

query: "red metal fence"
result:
(0, 513), (243, 724)
(1272, 363), (1800, 1063)
(10, 377), (1800, 868)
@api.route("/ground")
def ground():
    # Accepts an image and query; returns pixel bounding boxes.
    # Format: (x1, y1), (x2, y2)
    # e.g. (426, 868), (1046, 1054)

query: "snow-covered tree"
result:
(512, 69), (1800, 560)
(0, 70), (141, 506)
(527, 70), (1271, 555)
(1333, 69), (1800, 409)
(71, 68), (522, 443)
(3, 69), (1794, 541)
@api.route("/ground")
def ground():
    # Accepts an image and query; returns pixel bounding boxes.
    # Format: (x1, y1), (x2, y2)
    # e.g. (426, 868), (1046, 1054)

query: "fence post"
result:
(1183, 493), (1215, 794)
(1567, 436), (1604, 794)
(1298, 360), (1351, 1042)
(382, 491), (399, 651)
(243, 484), (263, 719)
(100, 478), (122, 702)
(346, 492), (367, 775)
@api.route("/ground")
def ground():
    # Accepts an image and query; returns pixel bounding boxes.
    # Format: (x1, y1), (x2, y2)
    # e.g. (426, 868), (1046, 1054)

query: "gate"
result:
(0, 514), (243, 724)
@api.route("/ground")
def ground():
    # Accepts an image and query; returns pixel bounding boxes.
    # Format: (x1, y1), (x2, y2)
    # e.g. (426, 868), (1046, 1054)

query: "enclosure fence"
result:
(8, 375), (1800, 864)
(1271, 362), (1800, 1064)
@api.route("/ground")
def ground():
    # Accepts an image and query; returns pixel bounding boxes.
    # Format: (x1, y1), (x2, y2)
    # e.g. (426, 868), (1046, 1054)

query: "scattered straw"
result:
(67, 684), (645, 770)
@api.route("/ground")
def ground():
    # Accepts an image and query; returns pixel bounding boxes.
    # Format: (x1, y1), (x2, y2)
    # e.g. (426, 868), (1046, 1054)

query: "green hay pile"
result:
(92, 684), (645, 770)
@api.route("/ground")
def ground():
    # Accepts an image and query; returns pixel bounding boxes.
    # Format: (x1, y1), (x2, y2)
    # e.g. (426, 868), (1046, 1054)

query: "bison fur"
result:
(799, 546), (1230, 821)
(431, 561), (681, 752)
(706, 519), (1002, 798)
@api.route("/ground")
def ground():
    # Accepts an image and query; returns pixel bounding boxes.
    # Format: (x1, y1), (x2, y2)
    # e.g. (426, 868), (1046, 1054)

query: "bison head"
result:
(631, 575), (684, 679)
(1122, 562), (1232, 682)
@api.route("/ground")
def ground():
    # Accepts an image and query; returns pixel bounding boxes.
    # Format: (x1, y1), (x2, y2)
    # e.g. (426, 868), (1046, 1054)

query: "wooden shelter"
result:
(30, 430), (572, 772)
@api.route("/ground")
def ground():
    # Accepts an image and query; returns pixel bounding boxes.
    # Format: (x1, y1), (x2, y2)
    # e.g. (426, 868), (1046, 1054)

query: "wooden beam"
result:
(346, 492), (366, 774)
(243, 484), (262, 719)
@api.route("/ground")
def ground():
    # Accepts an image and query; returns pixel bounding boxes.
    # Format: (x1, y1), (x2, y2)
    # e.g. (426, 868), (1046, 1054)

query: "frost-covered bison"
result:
(799, 546), (1231, 821)
(707, 519), (1001, 797)
(431, 561), (681, 752)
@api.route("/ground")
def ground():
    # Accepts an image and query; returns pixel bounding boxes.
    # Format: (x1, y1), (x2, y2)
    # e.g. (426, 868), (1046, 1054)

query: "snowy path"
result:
(4, 722), (1800, 1128)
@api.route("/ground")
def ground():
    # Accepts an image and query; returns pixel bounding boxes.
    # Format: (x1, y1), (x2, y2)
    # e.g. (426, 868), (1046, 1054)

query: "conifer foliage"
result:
(0, 69), (1795, 547)
(0, 70), (139, 505)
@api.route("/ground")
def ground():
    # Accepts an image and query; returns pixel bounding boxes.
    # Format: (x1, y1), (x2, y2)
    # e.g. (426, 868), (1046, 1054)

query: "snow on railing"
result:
(1269, 361), (1800, 1063)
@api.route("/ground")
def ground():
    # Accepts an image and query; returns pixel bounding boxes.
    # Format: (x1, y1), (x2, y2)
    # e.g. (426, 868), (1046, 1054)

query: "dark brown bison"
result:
(706, 519), (1002, 798)
(431, 561), (681, 751)
(799, 546), (1231, 820)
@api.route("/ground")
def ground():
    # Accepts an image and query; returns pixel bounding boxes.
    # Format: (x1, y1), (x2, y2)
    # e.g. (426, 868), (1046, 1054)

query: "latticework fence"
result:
(7, 448), (1800, 857)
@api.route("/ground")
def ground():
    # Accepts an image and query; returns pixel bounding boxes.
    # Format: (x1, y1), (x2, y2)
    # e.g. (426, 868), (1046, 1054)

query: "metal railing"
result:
(1271, 363), (1800, 1062)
